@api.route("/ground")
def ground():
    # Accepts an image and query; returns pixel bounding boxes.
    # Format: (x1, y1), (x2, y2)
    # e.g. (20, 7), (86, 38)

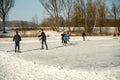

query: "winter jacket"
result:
(82, 32), (86, 37)
(63, 34), (69, 41)
(40, 31), (46, 40)
(13, 34), (21, 42)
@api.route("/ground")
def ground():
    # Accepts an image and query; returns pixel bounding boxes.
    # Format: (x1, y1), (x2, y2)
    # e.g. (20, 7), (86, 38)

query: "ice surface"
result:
(0, 36), (120, 80)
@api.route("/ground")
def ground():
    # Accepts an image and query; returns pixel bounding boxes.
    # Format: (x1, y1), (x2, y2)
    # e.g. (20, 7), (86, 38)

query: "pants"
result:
(62, 38), (64, 43)
(83, 36), (85, 41)
(41, 39), (48, 50)
(15, 42), (20, 52)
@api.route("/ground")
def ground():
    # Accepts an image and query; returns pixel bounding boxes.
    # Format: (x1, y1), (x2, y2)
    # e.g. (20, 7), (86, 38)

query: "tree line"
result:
(0, 0), (120, 34)
(40, 0), (120, 33)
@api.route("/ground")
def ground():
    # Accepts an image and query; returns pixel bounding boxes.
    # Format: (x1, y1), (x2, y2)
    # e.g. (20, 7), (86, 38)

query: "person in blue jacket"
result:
(63, 32), (69, 45)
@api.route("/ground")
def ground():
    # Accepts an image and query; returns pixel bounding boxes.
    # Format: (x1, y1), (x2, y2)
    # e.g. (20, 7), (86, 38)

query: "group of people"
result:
(61, 32), (70, 45)
(61, 31), (86, 45)
(13, 29), (48, 52)
(113, 31), (120, 37)
(13, 29), (86, 53)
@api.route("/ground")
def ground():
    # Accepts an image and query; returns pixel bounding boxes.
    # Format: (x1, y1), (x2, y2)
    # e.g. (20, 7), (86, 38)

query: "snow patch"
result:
(0, 53), (120, 80)
(0, 37), (120, 80)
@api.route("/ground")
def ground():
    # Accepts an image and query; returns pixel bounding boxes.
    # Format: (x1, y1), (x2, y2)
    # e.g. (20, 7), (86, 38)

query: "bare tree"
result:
(73, 0), (97, 33)
(93, 0), (107, 34)
(84, 0), (107, 33)
(75, 0), (87, 30)
(84, 0), (96, 33)
(20, 21), (28, 36)
(71, 0), (107, 33)
(0, 0), (15, 33)
(40, 17), (53, 27)
(61, 0), (75, 31)
(118, 7), (120, 32)
(98, 1), (106, 33)
(110, 2), (120, 32)
(39, 0), (63, 31)
(32, 16), (39, 28)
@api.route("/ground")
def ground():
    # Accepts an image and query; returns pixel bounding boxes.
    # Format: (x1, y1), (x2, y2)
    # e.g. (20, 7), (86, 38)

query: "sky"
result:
(9, 0), (48, 23)
(8, 0), (120, 23)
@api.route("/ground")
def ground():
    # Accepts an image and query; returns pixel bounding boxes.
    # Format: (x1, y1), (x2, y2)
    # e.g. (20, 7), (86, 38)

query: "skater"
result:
(38, 29), (48, 50)
(61, 32), (65, 45)
(13, 31), (21, 52)
(82, 31), (86, 41)
(63, 32), (69, 45)
(117, 32), (119, 36)
(113, 31), (116, 37)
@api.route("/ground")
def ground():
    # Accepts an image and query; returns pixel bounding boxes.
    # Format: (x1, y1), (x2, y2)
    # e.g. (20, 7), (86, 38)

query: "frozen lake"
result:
(0, 36), (120, 80)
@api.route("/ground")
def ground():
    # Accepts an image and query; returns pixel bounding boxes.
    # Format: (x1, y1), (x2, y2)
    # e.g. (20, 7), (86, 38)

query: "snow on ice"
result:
(0, 35), (120, 80)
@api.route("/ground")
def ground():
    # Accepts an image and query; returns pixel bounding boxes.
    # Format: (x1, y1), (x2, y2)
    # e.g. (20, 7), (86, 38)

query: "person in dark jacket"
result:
(39, 29), (48, 50)
(61, 32), (65, 45)
(82, 31), (86, 41)
(13, 31), (21, 52)
(117, 32), (119, 36)
(113, 31), (116, 37)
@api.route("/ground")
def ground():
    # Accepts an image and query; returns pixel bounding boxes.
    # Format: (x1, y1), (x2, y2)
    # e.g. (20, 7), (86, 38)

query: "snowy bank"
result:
(0, 53), (120, 80)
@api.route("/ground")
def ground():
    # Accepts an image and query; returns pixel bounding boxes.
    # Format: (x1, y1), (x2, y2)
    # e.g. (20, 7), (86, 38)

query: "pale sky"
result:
(9, 0), (47, 23)
(8, 0), (120, 23)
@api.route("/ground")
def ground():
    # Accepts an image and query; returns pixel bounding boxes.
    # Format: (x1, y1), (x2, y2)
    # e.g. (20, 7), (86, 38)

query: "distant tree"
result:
(72, 0), (86, 31)
(72, 0), (107, 33)
(0, 0), (15, 33)
(40, 20), (49, 27)
(111, 3), (120, 32)
(94, 0), (107, 34)
(39, 0), (63, 31)
(39, 17), (53, 27)
(32, 16), (39, 28)
(61, 0), (75, 31)
(40, 16), (64, 28)
(20, 21), (28, 36)
(108, 2), (120, 32)
(72, 0), (97, 33)
(85, 0), (96, 33)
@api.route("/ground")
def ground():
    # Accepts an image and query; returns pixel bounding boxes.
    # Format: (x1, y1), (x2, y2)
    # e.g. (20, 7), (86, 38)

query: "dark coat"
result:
(82, 32), (86, 37)
(13, 34), (21, 42)
(40, 31), (46, 40)
(61, 33), (65, 40)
